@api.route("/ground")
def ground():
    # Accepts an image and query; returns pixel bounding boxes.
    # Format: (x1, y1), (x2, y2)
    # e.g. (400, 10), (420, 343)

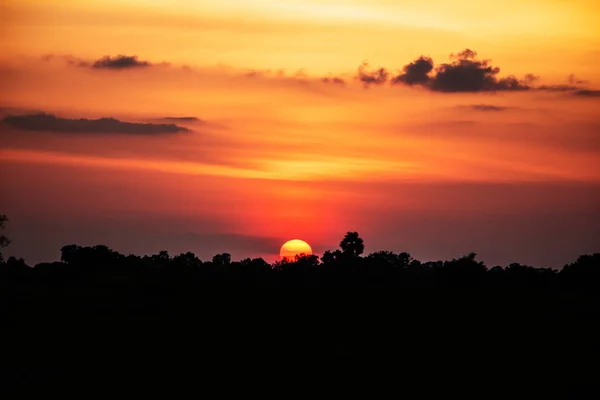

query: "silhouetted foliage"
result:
(340, 231), (364, 258)
(173, 252), (202, 269)
(560, 254), (600, 290)
(1, 229), (600, 394)
(0, 214), (10, 264)
(212, 253), (231, 266)
(321, 249), (342, 264)
(2, 232), (594, 290)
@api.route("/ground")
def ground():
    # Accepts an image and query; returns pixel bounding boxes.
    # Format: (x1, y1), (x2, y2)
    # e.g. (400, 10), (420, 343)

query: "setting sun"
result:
(280, 239), (313, 260)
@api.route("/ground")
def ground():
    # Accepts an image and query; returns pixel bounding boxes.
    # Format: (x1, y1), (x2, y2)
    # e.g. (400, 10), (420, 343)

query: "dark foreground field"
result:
(1, 247), (600, 397)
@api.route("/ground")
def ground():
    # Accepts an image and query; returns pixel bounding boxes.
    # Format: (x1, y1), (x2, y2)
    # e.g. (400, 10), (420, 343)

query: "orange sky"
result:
(0, 0), (599, 266)
(2, 0), (600, 78)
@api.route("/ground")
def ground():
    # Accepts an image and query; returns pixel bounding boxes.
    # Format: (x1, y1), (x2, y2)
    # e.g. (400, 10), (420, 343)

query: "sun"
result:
(280, 239), (313, 260)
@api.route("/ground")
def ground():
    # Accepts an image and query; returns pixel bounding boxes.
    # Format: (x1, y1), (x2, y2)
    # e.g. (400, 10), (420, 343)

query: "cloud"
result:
(155, 117), (204, 123)
(574, 90), (600, 98)
(465, 104), (511, 112)
(2, 113), (189, 134)
(537, 84), (579, 92)
(31, 50), (597, 95)
(392, 49), (531, 92)
(236, 68), (352, 92)
(244, 69), (268, 79)
(91, 55), (152, 70)
(430, 49), (530, 92)
(356, 62), (389, 86)
(41, 54), (89, 67)
(41, 54), (164, 70)
(322, 76), (347, 85)
(536, 86), (600, 97)
(391, 56), (434, 85)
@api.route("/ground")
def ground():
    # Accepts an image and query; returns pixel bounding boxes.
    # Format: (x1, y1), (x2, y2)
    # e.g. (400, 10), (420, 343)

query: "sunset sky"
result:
(1, 0), (599, 267)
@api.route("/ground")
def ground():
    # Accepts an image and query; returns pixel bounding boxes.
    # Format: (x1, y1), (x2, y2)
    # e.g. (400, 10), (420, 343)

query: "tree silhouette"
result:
(173, 252), (202, 268)
(212, 253), (231, 266)
(152, 250), (171, 263)
(321, 249), (342, 265)
(340, 231), (364, 258)
(60, 244), (81, 265)
(0, 214), (11, 264)
(2, 228), (600, 294)
(366, 251), (413, 269)
(2, 225), (600, 393)
(560, 253), (600, 290)
(239, 257), (271, 275)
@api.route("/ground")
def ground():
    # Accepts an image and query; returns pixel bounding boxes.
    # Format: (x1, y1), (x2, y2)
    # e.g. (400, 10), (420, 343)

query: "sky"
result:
(0, 0), (599, 267)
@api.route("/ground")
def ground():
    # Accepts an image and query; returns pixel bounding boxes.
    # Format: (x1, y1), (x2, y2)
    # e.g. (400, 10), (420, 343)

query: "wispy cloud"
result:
(356, 62), (389, 86)
(3, 113), (189, 134)
(154, 117), (204, 123)
(464, 104), (511, 112)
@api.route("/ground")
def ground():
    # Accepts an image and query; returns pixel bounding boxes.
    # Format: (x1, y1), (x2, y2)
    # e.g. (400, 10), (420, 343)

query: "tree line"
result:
(2, 215), (600, 394)
(1, 225), (598, 290)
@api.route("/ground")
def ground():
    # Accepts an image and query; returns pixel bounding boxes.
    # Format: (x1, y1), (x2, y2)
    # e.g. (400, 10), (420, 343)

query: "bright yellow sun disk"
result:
(280, 239), (313, 260)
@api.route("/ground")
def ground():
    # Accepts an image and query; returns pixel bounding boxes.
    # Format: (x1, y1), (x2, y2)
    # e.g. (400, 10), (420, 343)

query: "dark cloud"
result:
(391, 56), (434, 85)
(43, 54), (160, 70)
(431, 49), (530, 92)
(574, 90), (600, 98)
(466, 104), (510, 112)
(322, 76), (346, 85)
(92, 55), (152, 70)
(36, 51), (597, 95)
(2, 113), (189, 134)
(517, 74), (597, 96)
(536, 86), (600, 98)
(356, 62), (389, 86)
(156, 117), (204, 123)
(392, 49), (531, 92)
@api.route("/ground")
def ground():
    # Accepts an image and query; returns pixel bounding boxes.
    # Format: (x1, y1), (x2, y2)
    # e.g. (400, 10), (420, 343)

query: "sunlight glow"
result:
(280, 239), (313, 260)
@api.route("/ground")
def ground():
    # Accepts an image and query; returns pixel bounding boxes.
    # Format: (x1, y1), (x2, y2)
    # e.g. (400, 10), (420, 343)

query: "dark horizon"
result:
(3, 229), (600, 395)
(2, 227), (598, 280)
(2, 179), (599, 269)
